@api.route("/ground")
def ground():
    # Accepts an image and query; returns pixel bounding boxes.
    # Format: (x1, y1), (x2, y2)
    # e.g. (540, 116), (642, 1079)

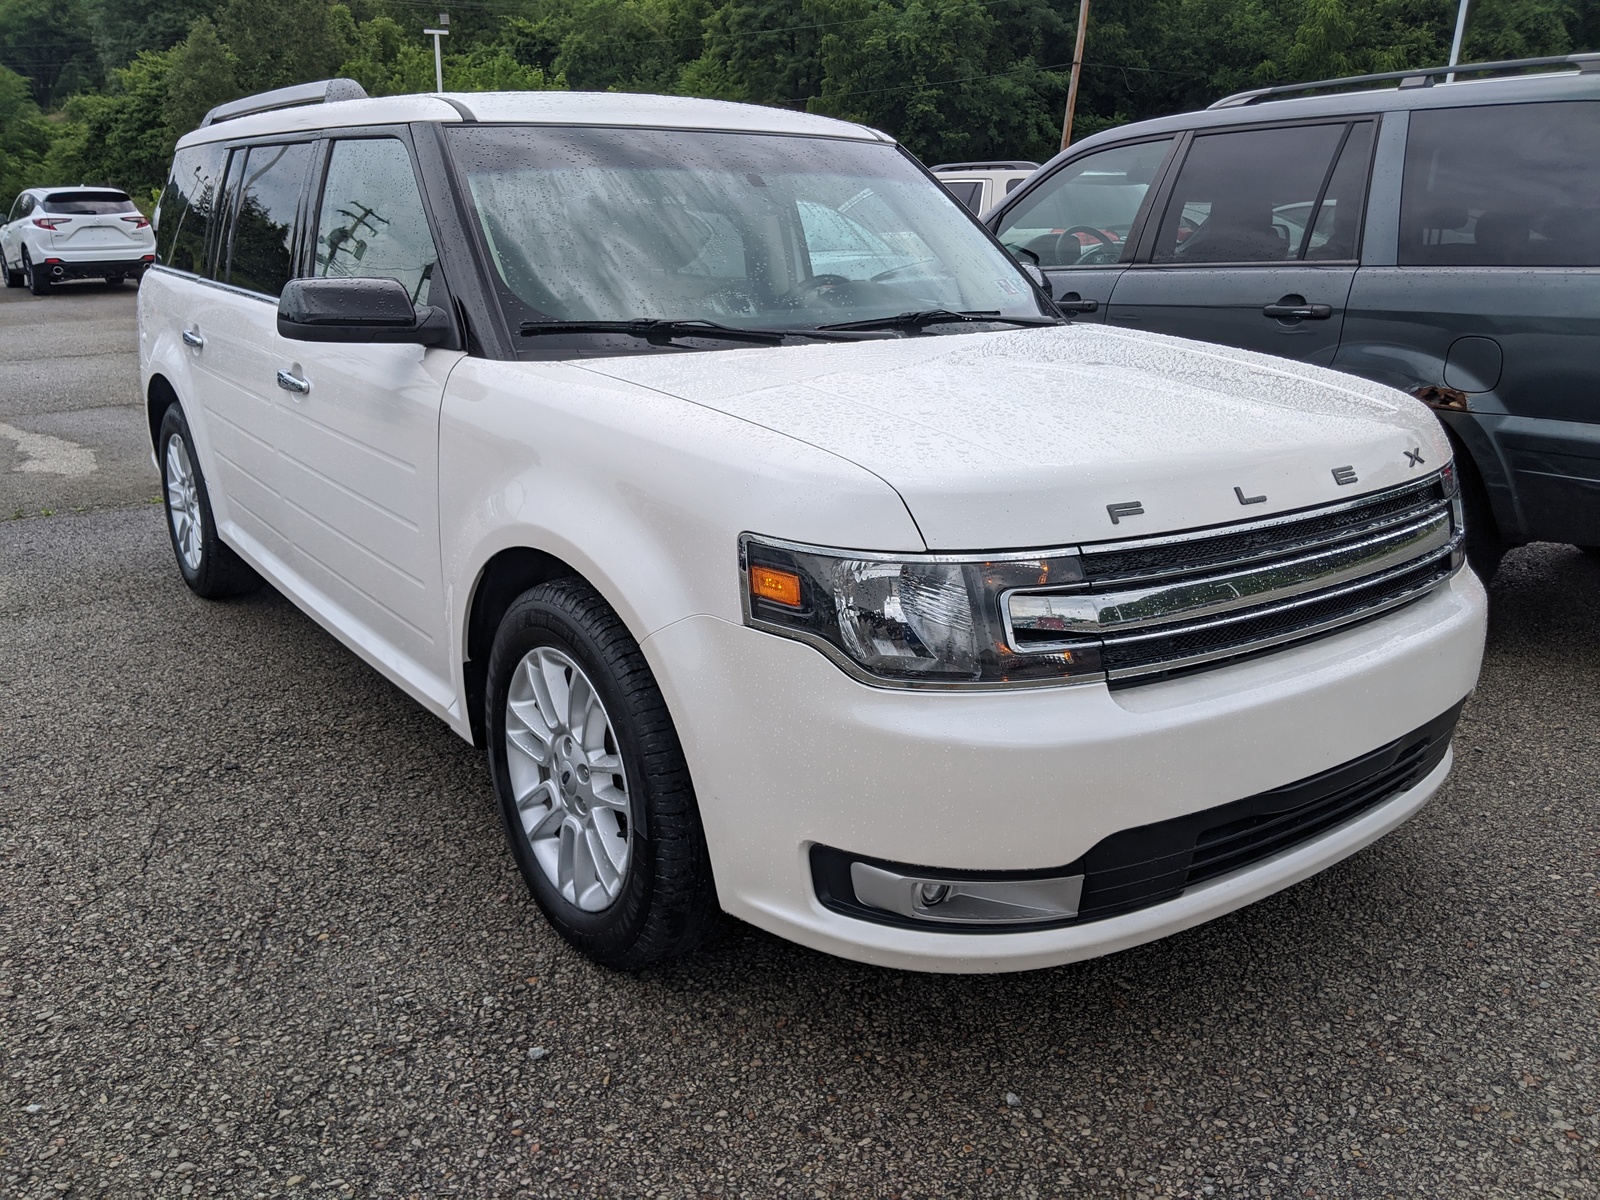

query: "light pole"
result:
(1446, 0), (1470, 82)
(423, 11), (450, 93)
(1060, 0), (1090, 151)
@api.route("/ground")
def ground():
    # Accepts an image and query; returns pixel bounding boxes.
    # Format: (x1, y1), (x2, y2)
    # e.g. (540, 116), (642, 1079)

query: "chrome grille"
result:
(1006, 473), (1463, 685)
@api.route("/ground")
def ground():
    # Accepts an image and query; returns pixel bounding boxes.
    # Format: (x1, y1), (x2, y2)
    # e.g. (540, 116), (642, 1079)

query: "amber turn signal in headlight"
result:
(749, 565), (802, 607)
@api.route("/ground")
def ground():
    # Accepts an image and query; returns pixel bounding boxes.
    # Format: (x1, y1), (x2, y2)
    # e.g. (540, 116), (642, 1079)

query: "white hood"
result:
(574, 325), (1449, 551)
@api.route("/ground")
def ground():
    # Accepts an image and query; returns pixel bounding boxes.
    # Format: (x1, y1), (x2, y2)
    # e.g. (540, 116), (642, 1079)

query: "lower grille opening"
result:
(811, 703), (1463, 933)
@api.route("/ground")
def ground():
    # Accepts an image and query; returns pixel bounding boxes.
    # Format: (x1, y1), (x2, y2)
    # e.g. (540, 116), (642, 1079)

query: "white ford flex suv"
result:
(139, 80), (1486, 973)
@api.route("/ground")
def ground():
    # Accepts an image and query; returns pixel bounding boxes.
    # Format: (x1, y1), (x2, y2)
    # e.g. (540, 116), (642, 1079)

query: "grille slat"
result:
(1006, 474), (1461, 684)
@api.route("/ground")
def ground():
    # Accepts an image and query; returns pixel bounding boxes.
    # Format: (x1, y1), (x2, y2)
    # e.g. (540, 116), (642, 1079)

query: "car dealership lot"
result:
(2, 286), (1597, 1198)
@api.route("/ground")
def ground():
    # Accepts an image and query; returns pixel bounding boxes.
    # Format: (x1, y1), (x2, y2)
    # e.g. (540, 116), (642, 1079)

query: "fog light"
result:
(850, 862), (1083, 926)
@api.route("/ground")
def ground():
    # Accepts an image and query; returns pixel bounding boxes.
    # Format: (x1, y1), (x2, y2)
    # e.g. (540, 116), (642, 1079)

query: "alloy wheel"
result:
(164, 434), (203, 572)
(504, 646), (632, 912)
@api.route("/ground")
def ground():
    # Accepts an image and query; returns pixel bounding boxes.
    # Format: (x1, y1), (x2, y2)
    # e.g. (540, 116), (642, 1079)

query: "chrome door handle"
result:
(276, 369), (310, 395)
(182, 329), (204, 349)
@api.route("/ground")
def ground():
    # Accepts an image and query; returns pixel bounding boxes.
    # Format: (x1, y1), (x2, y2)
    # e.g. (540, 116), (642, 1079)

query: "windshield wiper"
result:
(816, 309), (1065, 334)
(518, 318), (867, 346)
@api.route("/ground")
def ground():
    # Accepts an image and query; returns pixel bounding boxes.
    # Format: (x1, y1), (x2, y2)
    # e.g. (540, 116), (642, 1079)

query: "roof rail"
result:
(1209, 52), (1600, 108)
(930, 160), (1040, 172)
(200, 78), (370, 127)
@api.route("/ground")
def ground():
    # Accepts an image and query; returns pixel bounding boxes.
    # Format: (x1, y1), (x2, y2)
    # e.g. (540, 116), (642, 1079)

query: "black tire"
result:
(1454, 455), (1505, 582)
(486, 578), (720, 969)
(156, 403), (263, 599)
(22, 250), (49, 296)
(2, 258), (20, 288)
(105, 275), (124, 286)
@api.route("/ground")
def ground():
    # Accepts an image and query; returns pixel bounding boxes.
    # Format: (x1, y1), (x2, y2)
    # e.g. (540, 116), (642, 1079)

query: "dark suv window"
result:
(1152, 122), (1374, 264)
(223, 142), (313, 297)
(1399, 101), (1600, 267)
(157, 144), (229, 275)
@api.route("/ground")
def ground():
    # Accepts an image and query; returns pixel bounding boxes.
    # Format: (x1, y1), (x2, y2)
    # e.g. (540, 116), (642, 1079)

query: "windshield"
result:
(446, 125), (1046, 351)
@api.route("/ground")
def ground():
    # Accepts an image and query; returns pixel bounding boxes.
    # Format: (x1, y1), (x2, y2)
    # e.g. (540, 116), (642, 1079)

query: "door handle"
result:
(1056, 291), (1099, 314)
(181, 329), (204, 349)
(1263, 296), (1333, 320)
(276, 369), (310, 395)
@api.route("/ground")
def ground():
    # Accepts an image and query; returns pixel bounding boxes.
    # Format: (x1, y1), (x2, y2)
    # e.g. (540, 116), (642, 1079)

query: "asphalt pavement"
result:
(1, 280), (1598, 1199)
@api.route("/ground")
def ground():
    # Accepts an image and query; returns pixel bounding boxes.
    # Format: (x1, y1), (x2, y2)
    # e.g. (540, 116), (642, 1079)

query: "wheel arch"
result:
(146, 373), (181, 454)
(462, 546), (586, 747)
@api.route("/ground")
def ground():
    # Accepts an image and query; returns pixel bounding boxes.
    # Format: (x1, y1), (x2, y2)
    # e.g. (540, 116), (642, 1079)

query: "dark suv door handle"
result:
(1263, 296), (1333, 320)
(1057, 291), (1099, 314)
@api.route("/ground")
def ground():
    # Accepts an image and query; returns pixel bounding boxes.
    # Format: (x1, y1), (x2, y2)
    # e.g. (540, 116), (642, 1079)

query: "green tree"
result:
(214, 0), (352, 93)
(0, 63), (50, 210)
(165, 16), (236, 139)
(0, 0), (101, 106)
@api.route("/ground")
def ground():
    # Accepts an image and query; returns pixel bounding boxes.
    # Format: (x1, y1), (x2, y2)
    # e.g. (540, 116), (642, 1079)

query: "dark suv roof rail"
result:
(200, 78), (370, 128)
(1209, 52), (1600, 108)
(930, 160), (1040, 172)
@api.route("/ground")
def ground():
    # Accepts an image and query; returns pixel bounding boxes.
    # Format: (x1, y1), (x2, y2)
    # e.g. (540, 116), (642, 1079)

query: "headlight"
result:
(740, 534), (1100, 688)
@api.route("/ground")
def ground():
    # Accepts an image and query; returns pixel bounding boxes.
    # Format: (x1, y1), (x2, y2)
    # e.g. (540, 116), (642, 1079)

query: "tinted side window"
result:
(224, 142), (313, 297)
(157, 144), (229, 275)
(313, 138), (439, 304)
(997, 139), (1173, 268)
(943, 180), (983, 211)
(8, 194), (23, 222)
(1151, 124), (1356, 264)
(1400, 101), (1600, 267)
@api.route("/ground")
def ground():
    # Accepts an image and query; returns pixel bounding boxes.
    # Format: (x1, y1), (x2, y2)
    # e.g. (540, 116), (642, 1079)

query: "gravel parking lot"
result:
(2, 282), (1597, 1199)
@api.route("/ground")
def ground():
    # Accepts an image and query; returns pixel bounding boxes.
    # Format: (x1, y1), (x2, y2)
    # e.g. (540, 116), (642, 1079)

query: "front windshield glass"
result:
(446, 125), (1046, 348)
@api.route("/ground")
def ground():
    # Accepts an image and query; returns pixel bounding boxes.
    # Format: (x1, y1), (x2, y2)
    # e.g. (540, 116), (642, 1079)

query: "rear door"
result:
(990, 137), (1176, 322)
(270, 133), (464, 704)
(1335, 99), (1600, 546)
(1106, 119), (1376, 365)
(199, 140), (316, 563)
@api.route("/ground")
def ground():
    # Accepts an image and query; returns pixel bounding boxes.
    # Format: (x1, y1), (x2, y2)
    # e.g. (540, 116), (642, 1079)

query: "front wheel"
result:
(486, 578), (720, 969)
(2, 254), (20, 288)
(157, 404), (263, 598)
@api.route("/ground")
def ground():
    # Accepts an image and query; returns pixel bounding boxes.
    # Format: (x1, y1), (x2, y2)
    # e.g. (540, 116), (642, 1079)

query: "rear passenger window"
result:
(1400, 101), (1600, 267)
(1152, 122), (1372, 264)
(996, 139), (1173, 268)
(157, 143), (229, 275)
(223, 142), (313, 297)
(313, 138), (439, 304)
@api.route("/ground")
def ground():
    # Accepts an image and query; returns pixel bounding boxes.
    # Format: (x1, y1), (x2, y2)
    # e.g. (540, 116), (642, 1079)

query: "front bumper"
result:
(642, 567), (1486, 972)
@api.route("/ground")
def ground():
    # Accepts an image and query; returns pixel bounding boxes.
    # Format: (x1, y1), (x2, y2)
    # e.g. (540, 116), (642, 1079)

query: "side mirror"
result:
(1009, 246), (1053, 300)
(277, 277), (451, 345)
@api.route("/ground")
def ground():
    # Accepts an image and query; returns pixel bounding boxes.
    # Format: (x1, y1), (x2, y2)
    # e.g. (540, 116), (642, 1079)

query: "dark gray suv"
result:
(987, 54), (1600, 576)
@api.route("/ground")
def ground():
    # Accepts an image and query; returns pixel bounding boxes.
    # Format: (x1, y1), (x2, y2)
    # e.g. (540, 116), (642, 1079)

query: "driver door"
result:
(1105, 120), (1375, 366)
(990, 138), (1176, 322)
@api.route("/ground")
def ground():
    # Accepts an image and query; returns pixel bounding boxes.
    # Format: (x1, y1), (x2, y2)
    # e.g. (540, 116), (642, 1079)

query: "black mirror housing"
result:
(277, 277), (451, 345)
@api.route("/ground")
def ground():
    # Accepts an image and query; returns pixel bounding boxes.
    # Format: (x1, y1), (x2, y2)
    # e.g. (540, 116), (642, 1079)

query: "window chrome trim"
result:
(1006, 508), (1452, 641)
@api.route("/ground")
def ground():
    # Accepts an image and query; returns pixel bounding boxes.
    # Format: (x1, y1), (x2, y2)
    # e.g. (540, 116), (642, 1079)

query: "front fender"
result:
(439, 357), (926, 705)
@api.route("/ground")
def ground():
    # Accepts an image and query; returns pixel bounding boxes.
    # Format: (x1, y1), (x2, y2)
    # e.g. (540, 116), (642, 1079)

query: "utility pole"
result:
(1060, 0), (1090, 151)
(424, 11), (450, 92)
(1446, 0), (1470, 82)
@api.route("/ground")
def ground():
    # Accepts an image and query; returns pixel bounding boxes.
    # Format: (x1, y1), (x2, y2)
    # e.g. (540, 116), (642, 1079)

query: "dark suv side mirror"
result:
(277, 277), (451, 345)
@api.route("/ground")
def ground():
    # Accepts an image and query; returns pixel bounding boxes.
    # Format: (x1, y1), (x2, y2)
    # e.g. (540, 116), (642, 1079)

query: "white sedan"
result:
(2, 186), (157, 294)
